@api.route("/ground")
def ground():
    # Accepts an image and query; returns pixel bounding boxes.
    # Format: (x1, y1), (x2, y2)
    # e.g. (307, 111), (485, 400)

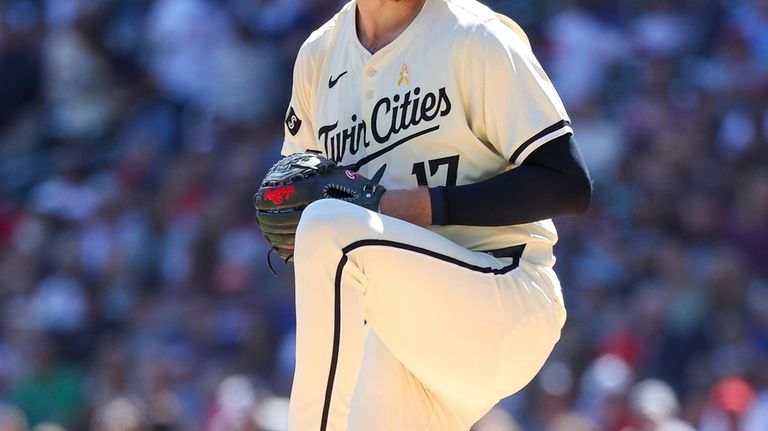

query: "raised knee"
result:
(295, 199), (374, 254)
(297, 199), (349, 238)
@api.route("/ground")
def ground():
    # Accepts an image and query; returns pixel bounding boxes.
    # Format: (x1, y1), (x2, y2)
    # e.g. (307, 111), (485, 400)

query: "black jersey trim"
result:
(319, 239), (521, 430)
(509, 120), (571, 165)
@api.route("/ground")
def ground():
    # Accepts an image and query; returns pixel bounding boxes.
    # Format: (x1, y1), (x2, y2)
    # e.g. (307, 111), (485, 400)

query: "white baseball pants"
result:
(288, 199), (566, 431)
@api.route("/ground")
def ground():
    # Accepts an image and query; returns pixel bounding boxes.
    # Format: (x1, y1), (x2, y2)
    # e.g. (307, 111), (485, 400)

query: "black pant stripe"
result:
(320, 254), (348, 431)
(319, 239), (521, 430)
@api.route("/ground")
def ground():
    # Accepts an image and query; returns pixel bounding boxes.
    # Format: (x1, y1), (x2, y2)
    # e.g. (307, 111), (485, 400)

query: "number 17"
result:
(411, 155), (460, 187)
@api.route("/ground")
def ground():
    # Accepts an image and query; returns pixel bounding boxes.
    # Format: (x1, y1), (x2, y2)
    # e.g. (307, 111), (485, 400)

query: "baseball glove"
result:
(253, 151), (387, 265)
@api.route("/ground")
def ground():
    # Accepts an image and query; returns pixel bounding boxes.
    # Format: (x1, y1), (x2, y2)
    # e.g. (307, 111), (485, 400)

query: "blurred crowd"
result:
(0, 0), (766, 430)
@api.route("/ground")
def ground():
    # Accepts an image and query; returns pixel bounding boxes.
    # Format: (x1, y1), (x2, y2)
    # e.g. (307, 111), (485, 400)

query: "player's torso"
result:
(309, 1), (508, 190)
(304, 0), (559, 256)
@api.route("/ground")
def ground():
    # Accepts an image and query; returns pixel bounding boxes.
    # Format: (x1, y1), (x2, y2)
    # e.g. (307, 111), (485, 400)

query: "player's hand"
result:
(253, 152), (387, 263)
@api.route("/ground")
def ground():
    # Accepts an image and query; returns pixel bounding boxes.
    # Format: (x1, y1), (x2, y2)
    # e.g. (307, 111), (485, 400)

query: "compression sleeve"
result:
(429, 134), (592, 226)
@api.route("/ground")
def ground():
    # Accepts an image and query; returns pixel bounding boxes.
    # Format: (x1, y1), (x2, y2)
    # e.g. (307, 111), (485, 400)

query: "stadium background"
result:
(1, 0), (767, 429)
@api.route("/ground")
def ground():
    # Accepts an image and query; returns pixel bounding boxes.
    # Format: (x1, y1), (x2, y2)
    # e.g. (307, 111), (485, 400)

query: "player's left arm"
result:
(426, 133), (591, 226)
(379, 135), (591, 226)
(380, 18), (592, 226)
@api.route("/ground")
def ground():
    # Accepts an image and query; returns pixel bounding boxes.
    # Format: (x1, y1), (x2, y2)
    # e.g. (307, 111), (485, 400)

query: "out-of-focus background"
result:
(0, 0), (767, 430)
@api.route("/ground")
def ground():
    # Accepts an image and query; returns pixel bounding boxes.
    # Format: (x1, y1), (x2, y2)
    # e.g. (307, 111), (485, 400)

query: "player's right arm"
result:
(281, 40), (319, 156)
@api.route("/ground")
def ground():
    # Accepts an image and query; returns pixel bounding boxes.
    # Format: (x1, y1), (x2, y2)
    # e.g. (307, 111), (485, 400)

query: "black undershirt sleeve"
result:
(428, 134), (592, 226)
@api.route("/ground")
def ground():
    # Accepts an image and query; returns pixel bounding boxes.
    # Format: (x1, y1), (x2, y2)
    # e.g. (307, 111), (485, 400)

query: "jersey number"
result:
(411, 155), (460, 187)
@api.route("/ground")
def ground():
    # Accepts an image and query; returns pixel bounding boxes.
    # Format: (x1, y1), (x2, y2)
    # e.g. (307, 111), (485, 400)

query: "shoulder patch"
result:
(285, 107), (302, 136)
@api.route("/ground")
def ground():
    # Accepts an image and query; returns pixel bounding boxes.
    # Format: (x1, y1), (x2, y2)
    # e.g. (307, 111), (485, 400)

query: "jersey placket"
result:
(350, 0), (432, 174)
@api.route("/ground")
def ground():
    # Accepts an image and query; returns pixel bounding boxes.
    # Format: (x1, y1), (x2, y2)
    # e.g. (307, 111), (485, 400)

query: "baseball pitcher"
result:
(253, 0), (592, 429)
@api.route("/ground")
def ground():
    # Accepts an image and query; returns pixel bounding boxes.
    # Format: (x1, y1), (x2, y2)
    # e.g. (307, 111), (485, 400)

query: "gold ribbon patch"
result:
(398, 64), (410, 86)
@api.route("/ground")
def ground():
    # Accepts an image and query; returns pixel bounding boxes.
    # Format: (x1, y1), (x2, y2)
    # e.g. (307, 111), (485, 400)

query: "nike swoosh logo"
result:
(328, 71), (348, 89)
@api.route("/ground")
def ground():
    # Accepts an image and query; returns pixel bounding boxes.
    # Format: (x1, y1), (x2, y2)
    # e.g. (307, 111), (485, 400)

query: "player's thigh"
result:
(353, 253), (563, 415)
(492, 261), (565, 397)
(352, 246), (512, 412)
(298, 199), (563, 408)
(348, 332), (467, 431)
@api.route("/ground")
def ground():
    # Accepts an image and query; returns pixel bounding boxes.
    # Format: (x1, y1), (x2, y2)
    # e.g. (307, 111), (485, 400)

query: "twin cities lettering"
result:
(319, 87), (451, 162)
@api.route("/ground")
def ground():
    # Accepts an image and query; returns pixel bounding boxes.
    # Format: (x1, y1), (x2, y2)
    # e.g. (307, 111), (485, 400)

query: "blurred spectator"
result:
(43, 9), (120, 140)
(624, 379), (695, 431)
(31, 424), (66, 431)
(31, 165), (103, 222)
(9, 341), (85, 428)
(144, 0), (284, 121)
(577, 354), (635, 429)
(91, 397), (147, 431)
(546, 412), (598, 431)
(742, 386), (768, 431)
(253, 395), (289, 431)
(0, 404), (29, 431)
(471, 406), (522, 431)
(204, 375), (260, 431)
(544, 3), (625, 107)
(700, 377), (756, 431)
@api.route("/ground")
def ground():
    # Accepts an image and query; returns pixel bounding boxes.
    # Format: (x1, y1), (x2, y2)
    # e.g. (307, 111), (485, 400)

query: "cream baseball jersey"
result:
(281, 0), (573, 255)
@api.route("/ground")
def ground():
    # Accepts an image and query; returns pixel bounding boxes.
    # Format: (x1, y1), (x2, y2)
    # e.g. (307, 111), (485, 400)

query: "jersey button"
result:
(366, 90), (374, 99)
(366, 67), (377, 77)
